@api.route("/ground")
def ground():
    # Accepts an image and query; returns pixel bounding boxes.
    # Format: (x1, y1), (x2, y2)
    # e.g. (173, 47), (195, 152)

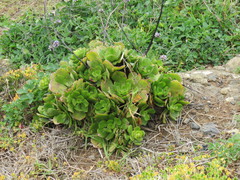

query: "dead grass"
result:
(0, 121), (239, 179)
(0, 0), (60, 20)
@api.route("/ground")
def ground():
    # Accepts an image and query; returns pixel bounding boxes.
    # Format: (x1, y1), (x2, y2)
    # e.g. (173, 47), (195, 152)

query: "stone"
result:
(213, 66), (225, 71)
(208, 74), (217, 81)
(225, 97), (235, 104)
(225, 55), (240, 73)
(220, 87), (230, 95)
(201, 123), (220, 135)
(183, 118), (191, 124)
(190, 73), (209, 85)
(190, 122), (201, 130)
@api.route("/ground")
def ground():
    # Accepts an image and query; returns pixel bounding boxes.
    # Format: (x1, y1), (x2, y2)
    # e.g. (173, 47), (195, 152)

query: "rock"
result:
(201, 123), (220, 135)
(183, 118), (191, 124)
(220, 87), (230, 95)
(225, 55), (240, 73)
(213, 66), (225, 71)
(225, 97), (235, 105)
(190, 73), (209, 85)
(190, 122), (201, 130)
(208, 74), (217, 81)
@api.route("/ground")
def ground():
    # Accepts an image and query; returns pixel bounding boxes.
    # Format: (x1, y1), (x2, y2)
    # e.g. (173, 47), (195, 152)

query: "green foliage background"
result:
(0, 0), (239, 70)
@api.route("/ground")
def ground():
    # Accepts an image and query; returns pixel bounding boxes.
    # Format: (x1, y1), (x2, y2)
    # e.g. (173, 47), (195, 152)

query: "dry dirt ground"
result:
(0, 0), (60, 35)
(0, 0), (60, 18)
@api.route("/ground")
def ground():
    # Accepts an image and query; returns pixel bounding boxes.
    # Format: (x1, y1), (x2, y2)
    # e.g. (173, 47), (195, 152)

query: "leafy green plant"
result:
(152, 73), (188, 122)
(0, 0), (239, 70)
(36, 41), (187, 154)
(1, 68), (51, 127)
(209, 133), (240, 163)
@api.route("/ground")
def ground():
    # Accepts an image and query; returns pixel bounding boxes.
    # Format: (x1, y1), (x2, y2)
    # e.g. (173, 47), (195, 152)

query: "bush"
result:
(1, 64), (58, 127)
(34, 40), (188, 154)
(0, 0), (239, 70)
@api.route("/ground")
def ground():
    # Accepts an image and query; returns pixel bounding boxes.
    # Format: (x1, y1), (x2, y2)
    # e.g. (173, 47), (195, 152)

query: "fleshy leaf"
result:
(49, 73), (68, 94)
(54, 68), (75, 87)
(53, 113), (67, 125)
(88, 40), (103, 48)
(104, 47), (122, 65)
(103, 60), (125, 73)
(72, 111), (86, 120)
(86, 51), (102, 61)
(169, 80), (184, 97)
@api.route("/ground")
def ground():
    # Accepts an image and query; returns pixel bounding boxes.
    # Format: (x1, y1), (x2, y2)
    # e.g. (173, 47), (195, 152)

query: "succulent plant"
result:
(37, 40), (188, 154)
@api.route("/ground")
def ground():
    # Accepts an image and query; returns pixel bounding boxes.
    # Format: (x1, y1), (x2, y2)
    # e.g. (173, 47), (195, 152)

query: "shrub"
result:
(35, 40), (188, 154)
(1, 64), (58, 127)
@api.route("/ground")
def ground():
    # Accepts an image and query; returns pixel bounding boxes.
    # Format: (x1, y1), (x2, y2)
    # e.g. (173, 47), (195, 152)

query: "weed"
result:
(209, 133), (240, 163)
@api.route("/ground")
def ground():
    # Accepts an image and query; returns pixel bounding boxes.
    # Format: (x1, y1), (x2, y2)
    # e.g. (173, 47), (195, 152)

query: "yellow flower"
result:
(227, 143), (234, 148)
(72, 171), (80, 177)
(17, 132), (27, 139)
(225, 170), (231, 176)
(219, 167), (224, 171)
(0, 175), (5, 180)
(197, 166), (204, 171)
(13, 94), (20, 101)
(168, 174), (176, 180)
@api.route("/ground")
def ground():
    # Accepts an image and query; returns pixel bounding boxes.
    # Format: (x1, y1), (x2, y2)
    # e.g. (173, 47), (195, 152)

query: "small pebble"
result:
(190, 122), (201, 130)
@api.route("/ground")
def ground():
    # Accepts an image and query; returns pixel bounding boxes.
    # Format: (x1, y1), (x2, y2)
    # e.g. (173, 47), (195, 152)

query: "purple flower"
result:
(160, 55), (167, 61)
(54, 19), (62, 24)
(155, 32), (160, 38)
(124, 0), (130, 2)
(52, 40), (60, 48)
(98, 9), (104, 13)
(48, 40), (60, 51)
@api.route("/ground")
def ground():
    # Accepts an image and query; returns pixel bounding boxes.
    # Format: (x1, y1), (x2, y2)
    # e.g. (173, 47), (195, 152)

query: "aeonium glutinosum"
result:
(37, 40), (188, 154)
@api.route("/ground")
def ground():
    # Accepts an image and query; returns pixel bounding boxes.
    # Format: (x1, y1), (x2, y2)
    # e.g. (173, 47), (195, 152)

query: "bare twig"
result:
(144, 0), (165, 56)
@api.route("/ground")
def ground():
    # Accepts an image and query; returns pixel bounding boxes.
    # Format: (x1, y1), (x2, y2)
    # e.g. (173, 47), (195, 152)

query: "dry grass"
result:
(0, 0), (60, 19)
(0, 120), (239, 179)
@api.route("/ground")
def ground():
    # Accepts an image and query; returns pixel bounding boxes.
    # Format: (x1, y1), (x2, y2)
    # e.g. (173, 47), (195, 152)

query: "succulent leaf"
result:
(94, 98), (111, 115)
(86, 50), (102, 61)
(104, 47), (122, 65)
